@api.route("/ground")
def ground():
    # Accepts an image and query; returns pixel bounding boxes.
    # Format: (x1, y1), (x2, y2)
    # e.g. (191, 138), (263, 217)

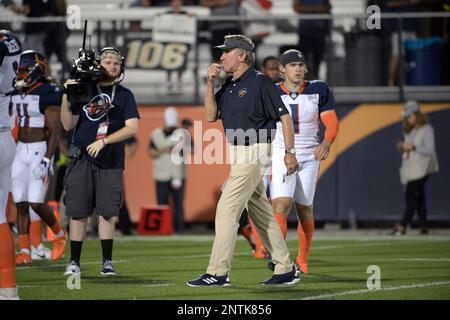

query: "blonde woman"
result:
(393, 101), (439, 235)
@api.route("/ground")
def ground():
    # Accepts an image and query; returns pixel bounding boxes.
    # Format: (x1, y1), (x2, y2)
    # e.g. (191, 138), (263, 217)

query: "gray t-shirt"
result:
(210, 0), (241, 31)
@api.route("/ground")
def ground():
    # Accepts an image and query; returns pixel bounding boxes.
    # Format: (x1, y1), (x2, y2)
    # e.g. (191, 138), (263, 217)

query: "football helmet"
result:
(16, 50), (49, 88)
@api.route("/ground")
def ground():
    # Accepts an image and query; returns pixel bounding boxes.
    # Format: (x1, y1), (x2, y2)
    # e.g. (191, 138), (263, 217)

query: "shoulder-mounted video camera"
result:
(66, 21), (107, 106)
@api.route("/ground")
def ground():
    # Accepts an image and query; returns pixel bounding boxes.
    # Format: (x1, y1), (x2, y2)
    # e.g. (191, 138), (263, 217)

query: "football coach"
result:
(187, 34), (300, 287)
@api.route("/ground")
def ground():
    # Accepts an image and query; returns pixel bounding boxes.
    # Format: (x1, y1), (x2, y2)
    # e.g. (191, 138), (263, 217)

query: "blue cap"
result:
(280, 49), (306, 66)
(214, 38), (254, 52)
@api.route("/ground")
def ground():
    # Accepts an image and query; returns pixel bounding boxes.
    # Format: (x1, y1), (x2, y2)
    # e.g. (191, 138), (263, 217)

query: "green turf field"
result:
(16, 232), (450, 300)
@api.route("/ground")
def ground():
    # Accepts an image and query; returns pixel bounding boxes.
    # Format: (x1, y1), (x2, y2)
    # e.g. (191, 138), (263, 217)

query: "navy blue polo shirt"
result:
(215, 68), (289, 145)
(71, 83), (140, 169)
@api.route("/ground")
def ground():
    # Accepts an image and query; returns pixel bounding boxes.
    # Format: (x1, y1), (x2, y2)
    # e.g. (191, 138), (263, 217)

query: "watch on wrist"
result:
(285, 147), (296, 155)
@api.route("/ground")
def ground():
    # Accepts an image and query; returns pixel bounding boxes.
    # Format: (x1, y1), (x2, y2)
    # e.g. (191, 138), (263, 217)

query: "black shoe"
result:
(186, 273), (230, 287)
(261, 266), (300, 287)
(419, 228), (429, 235)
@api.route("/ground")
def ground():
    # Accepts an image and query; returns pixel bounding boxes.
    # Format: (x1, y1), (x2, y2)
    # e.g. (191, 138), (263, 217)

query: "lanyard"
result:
(96, 84), (116, 103)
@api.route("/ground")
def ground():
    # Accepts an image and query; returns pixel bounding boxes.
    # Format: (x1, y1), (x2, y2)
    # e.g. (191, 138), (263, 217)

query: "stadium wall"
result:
(126, 103), (450, 224)
(315, 103), (450, 224)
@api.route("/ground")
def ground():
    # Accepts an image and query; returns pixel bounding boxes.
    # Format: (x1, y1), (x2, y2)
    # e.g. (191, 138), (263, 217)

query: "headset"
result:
(97, 47), (125, 81)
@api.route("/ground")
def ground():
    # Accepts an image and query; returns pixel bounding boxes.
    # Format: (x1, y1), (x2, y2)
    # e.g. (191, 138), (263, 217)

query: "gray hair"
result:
(236, 48), (255, 66)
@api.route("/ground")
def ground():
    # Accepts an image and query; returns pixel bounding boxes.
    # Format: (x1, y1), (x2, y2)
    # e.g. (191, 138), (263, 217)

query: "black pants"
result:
(44, 23), (71, 76)
(401, 175), (429, 229)
(156, 180), (185, 233)
(298, 32), (327, 79)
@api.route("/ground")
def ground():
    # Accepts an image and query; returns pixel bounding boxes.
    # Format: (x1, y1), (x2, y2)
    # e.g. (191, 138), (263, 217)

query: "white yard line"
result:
(381, 258), (450, 262)
(18, 279), (175, 289)
(16, 259), (128, 270)
(114, 235), (216, 242)
(311, 242), (390, 250)
(142, 283), (174, 287)
(17, 283), (49, 288)
(114, 234), (450, 243)
(300, 280), (450, 300)
(165, 243), (384, 260)
(166, 251), (252, 260)
(156, 242), (445, 260)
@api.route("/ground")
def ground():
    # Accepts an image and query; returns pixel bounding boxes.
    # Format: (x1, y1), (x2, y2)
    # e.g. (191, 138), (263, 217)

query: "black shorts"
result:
(63, 157), (124, 218)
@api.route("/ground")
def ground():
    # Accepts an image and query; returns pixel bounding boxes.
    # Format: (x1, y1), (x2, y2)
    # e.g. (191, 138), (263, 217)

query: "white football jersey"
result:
(10, 82), (63, 128)
(10, 93), (45, 128)
(0, 32), (21, 127)
(272, 80), (336, 152)
(0, 35), (21, 94)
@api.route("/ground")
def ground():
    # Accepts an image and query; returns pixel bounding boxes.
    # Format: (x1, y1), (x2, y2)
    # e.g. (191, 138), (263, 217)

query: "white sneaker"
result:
(64, 261), (81, 276)
(31, 244), (51, 260)
(0, 287), (20, 300)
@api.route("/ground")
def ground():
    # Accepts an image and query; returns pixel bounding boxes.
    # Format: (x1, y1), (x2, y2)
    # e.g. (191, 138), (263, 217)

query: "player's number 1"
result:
(290, 104), (300, 134)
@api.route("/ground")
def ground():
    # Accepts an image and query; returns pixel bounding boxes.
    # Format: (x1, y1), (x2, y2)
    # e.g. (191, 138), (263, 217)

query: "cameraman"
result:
(60, 48), (139, 276)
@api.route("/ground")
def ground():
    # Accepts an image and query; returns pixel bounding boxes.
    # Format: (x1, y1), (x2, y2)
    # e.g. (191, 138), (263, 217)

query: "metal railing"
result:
(1, 10), (449, 104)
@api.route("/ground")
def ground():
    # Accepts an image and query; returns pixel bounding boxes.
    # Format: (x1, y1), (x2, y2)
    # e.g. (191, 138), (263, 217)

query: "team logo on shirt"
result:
(238, 88), (248, 97)
(83, 93), (114, 121)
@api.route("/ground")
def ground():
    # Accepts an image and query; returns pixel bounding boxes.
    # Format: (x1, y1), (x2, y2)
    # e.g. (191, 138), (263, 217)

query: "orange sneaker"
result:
(253, 245), (269, 259)
(51, 230), (67, 261)
(296, 257), (308, 274)
(16, 252), (32, 265)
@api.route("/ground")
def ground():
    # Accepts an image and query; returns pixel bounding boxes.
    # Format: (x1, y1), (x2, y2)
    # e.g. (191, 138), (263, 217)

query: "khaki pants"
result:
(206, 143), (293, 276)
